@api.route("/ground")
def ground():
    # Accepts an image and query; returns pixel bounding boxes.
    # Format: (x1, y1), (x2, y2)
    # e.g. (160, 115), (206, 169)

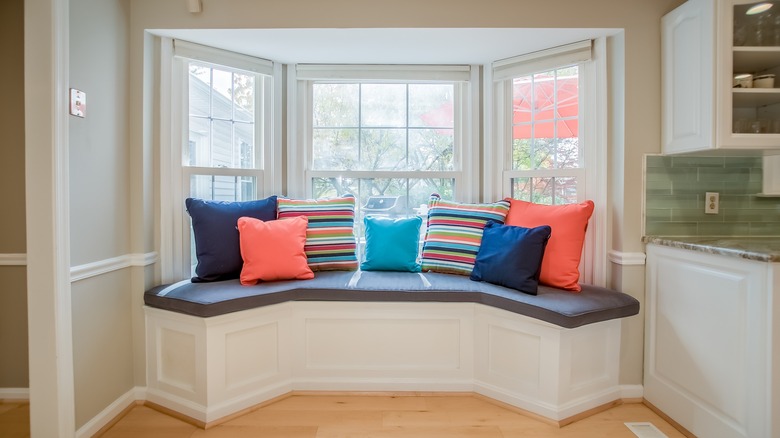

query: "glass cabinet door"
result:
(730, 1), (780, 137)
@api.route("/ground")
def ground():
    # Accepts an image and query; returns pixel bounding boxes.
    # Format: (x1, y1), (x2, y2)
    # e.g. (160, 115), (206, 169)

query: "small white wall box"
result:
(69, 88), (86, 118)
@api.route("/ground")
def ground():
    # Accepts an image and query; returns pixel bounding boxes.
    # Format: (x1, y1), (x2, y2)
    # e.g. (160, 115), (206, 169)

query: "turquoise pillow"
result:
(361, 216), (422, 272)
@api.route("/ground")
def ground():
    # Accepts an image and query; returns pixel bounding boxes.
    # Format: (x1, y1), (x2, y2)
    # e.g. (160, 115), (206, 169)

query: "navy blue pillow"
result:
(469, 221), (551, 295)
(186, 196), (278, 282)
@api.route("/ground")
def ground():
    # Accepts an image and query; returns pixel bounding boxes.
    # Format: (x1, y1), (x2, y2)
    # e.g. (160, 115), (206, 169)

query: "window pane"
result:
(211, 69), (233, 120)
(235, 122), (255, 168)
(188, 116), (210, 166)
(233, 72), (255, 123)
(361, 84), (406, 127)
(313, 84), (359, 127)
(360, 128), (406, 171)
(211, 119), (233, 167)
(190, 175), (257, 202)
(511, 177), (578, 205)
(409, 129), (454, 171)
(189, 65), (210, 117)
(312, 128), (359, 171)
(409, 84), (454, 128)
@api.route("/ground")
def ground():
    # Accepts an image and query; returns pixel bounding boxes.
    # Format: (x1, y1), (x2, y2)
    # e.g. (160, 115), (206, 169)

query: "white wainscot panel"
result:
(292, 302), (474, 389)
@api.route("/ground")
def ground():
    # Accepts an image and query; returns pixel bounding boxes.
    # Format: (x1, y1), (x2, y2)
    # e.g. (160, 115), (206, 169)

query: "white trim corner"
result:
(608, 250), (647, 266)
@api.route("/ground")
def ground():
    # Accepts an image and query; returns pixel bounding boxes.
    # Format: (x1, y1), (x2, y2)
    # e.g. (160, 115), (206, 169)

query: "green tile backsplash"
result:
(645, 155), (780, 236)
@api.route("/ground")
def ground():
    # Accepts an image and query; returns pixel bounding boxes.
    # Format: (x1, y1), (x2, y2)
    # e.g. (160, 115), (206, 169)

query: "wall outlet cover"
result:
(69, 88), (86, 118)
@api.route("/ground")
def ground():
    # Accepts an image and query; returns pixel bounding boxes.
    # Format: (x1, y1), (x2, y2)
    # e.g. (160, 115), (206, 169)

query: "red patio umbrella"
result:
(512, 75), (578, 139)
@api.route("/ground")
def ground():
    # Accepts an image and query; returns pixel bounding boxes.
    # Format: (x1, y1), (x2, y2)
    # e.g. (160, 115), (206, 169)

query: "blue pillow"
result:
(361, 216), (422, 272)
(470, 221), (551, 295)
(185, 196), (277, 282)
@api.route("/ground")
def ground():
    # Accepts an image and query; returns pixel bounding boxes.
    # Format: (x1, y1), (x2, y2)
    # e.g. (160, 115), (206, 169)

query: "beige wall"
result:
(0, 0), (28, 390)
(69, 0), (134, 428)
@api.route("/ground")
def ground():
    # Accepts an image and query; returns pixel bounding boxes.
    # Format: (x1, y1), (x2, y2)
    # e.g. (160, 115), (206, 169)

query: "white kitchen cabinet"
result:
(644, 243), (780, 438)
(663, 0), (780, 154)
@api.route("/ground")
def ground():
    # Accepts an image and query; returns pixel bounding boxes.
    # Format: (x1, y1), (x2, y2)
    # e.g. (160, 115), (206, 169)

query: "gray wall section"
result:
(70, 0), (131, 266)
(71, 271), (135, 428)
(69, 0), (134, 429)
(0, 0), (28, 390)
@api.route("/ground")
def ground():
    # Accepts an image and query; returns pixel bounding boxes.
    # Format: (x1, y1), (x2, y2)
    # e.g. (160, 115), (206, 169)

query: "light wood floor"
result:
(2, 395), (686, 438)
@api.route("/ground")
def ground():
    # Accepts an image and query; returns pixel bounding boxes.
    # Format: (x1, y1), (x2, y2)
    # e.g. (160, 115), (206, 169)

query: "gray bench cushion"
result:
(144, 271), (639, 329)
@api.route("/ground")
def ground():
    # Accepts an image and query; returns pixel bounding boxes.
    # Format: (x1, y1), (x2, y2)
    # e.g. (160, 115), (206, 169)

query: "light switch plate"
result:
(69, 88), (86, 118)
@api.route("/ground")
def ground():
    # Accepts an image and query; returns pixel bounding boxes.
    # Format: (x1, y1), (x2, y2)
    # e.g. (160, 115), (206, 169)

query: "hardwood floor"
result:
(1, 395), (686, 437)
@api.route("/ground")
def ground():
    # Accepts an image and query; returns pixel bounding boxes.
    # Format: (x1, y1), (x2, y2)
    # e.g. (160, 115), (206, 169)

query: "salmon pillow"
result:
(237, 216), (314, 285)
(504, 199), (594, 292)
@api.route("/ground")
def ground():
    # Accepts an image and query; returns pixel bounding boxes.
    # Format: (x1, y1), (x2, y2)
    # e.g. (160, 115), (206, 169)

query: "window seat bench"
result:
(143, 271), (639, 426)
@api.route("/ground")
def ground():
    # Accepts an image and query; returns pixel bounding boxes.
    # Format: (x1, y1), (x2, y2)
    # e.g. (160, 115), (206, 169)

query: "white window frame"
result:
(287, 64), (480, 204)
(159, 38), (282, 282)
(487, 39), (608, 286)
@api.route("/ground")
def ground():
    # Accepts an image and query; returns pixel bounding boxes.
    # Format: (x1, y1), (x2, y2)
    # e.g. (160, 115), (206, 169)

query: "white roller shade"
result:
(492, 40), (592, 81)
(174, 39), (274, 76)
(296, 64), (471, 82)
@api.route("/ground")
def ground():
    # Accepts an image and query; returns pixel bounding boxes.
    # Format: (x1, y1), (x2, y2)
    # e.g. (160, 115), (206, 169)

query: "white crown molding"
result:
(70, 252), (159, 282)
(0, 387), (30, 401)
(608, 250), (646, 266)
(0, 254), (27, 266)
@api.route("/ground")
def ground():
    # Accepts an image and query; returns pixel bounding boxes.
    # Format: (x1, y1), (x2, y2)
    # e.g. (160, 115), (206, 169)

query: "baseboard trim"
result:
(75, 386), (145, 438)
(82, 386), (639, 433)
(643, 398), (697, 438)
(0, 388), (29, 401)
(619, 384), (644, 400)
(70, 252), (158, 282)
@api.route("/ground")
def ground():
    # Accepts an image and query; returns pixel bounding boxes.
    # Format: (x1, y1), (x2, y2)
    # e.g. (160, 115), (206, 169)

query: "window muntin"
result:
(187, 62), (258, 170)
(506, 65), (584, 205)
(307, 79), (463, 231)
(311, 83), (455, 173)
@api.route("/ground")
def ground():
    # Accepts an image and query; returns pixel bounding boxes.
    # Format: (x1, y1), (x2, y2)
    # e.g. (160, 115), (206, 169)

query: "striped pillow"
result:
(421, 195), (511, 276)
(277, 195), (358, 271)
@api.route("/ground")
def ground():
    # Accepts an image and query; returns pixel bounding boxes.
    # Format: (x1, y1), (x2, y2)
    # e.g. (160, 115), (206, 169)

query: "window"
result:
(509, 65), (582, 204)
(490, 40), (607, 285)
(161, 40), (280, 280)
(291, 65), (477, 237)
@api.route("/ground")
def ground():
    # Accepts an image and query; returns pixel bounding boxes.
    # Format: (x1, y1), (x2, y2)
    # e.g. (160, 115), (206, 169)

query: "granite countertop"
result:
(642, 236), (780, 263)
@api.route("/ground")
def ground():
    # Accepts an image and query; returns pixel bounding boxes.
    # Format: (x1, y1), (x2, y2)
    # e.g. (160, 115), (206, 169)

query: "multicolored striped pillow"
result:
(421, 195), (511, 276)
(277, 195), (358, 271)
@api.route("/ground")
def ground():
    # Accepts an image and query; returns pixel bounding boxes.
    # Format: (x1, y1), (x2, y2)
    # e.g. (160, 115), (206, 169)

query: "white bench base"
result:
(145, 301), (623, 425)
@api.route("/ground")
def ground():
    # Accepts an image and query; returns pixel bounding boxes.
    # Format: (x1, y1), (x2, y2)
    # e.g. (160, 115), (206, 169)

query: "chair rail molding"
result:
(0, 253), (27, 266)
(608, 250), (646, 266)
(70, 251), (159, 282)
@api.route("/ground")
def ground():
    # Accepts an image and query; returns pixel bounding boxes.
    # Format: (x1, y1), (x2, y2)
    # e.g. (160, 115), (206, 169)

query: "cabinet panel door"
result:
(662, 0), (714, 154)
(645, 244), (770, 438)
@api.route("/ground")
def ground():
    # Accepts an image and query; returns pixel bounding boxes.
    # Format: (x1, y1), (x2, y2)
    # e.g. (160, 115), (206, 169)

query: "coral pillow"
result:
(237, 216), (314, 285)
(504, 199), (594, 292)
